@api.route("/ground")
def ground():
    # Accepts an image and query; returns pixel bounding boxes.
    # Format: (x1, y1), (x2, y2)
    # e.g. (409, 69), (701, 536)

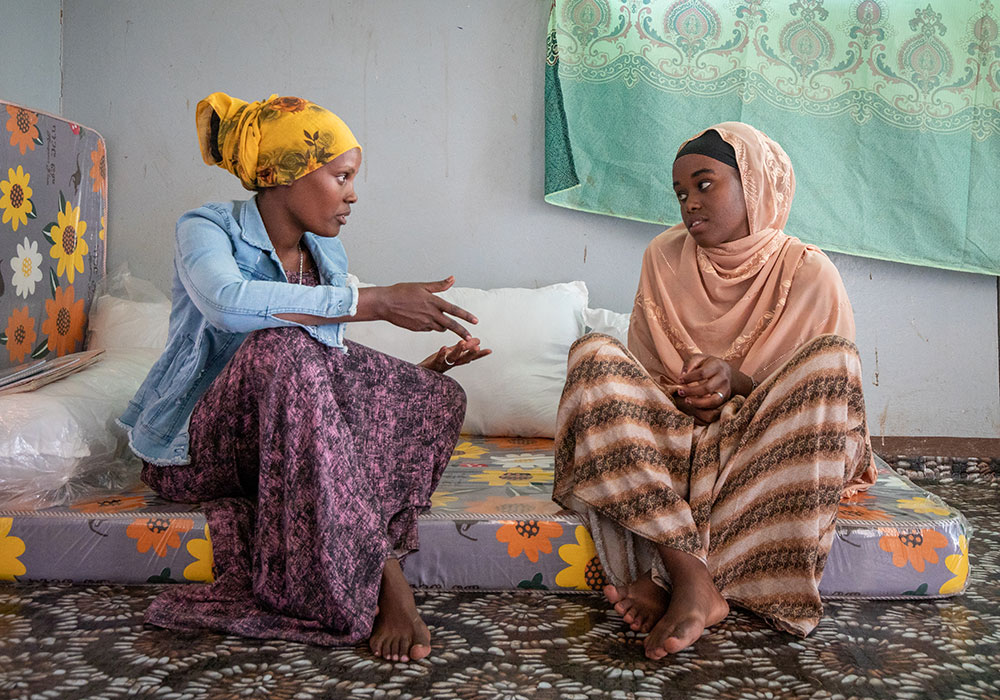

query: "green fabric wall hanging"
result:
(545, 0), (1000, 276)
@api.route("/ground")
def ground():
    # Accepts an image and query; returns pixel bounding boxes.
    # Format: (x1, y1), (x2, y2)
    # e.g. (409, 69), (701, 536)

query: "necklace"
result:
(297, 242), (304, 281)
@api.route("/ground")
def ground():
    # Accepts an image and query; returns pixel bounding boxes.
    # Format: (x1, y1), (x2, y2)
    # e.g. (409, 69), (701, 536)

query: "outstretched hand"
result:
(362, 276), (478, 340)
(420, 338), (492, 373)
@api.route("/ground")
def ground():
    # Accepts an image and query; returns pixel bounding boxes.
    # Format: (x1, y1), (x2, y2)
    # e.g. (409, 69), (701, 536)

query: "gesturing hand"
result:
(365, 276), (478, 340)
(419, 338), (492, 373)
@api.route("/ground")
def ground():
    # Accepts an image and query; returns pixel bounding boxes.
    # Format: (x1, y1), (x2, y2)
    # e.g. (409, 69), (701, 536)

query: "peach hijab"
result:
(627, 122), (856, 385)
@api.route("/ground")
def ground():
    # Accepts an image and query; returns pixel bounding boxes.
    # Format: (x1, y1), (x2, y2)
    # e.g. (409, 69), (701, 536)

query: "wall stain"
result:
(512, 113), (518, 124)
(910, 319), (929, 343)
(872, 347), (879, 386)
(583, 246), (587, 264)
(878, 404), (888, 437)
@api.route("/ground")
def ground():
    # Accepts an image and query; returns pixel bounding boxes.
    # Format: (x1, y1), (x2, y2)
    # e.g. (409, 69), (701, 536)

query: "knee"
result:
(439, 373), (468, 418)
(569, 332), (630, 365)
(233, 327), (326, 380)
(799, 334), (859, 360)
(572, 331), (624, 353)
(242, 327), (308, 354)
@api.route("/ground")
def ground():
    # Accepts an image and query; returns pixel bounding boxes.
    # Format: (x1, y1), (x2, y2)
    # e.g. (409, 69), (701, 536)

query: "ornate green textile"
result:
(545, 0), (1000, 275)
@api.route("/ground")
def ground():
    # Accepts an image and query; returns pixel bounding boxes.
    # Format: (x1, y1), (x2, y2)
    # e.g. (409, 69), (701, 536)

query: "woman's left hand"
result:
(419, 338), (492, 373)
(676, 354), (733, 410)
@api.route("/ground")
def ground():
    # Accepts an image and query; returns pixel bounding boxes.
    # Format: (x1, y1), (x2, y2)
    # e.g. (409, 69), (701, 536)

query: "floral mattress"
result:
(0, 436), (970, 599)
(0, 99), (107, 372)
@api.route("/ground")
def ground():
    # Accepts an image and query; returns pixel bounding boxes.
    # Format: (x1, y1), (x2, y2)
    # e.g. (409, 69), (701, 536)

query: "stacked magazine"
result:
(0, 350), (104, 397)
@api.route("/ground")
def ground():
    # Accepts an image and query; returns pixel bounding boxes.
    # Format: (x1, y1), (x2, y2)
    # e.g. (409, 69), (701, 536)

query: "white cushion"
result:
(584, 307), (631, 345)
(0, 348), (159, 509)
(87, 295), (172, 351)
(344, 281), (588, 437)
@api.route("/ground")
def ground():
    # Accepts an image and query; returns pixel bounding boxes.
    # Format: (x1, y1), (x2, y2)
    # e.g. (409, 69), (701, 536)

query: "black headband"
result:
(675, 129), (738, 170)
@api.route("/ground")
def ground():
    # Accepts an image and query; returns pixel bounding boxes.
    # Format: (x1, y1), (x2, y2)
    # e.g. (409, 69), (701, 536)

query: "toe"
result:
(663, 619), (703, 654)
(663, 624), (704, 654)
(603, 584), (624, 604)
(399, 638), (412, 663)
(410, 623), (432, 661)
(615, 598), (642, 625)
(645, 643), (668, 660)
(645, 614), (680, 659)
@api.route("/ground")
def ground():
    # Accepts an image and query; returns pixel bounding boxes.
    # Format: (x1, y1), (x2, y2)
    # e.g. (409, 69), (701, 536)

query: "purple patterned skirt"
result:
(141, 307), (465, 645)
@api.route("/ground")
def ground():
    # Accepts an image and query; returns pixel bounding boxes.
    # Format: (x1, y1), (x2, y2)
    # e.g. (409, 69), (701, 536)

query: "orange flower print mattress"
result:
(1, 100), (107, 373)
(0, 436), (971, 599)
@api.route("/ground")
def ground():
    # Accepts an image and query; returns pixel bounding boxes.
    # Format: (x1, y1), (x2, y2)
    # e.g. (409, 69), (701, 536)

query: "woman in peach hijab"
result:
(553, 123), (876, 658)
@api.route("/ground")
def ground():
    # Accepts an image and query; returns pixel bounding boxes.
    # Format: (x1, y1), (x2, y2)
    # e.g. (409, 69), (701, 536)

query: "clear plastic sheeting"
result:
(1, 268), (170, 511)
(0, 347), (161, 510)
(86, 266), (172, 351)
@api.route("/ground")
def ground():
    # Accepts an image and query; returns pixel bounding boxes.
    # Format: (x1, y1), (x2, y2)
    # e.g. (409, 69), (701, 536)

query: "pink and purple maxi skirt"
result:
(141, 275), (465, 645)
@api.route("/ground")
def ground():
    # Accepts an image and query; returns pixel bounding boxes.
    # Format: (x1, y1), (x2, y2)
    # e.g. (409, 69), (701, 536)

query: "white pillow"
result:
(344, 281), (588, 437)
(0, 348), (159, 510)
(87, 295), (172, 350)
(584, 307), (631, 345)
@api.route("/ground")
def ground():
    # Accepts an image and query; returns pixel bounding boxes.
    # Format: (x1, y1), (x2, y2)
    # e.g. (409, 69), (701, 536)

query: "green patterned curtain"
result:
(545, 0), (1000, 275)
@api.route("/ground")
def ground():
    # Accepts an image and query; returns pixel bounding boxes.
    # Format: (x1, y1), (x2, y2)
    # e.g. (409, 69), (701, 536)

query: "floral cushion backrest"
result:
(0, 100), (107, 373)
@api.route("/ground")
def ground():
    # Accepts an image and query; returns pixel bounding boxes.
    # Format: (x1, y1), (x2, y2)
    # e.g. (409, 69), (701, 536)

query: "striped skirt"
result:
(553, 333), (876, 636)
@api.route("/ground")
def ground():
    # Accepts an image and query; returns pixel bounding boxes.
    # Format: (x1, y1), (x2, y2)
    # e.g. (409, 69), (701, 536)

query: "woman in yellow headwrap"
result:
(120, 93), (489, 661)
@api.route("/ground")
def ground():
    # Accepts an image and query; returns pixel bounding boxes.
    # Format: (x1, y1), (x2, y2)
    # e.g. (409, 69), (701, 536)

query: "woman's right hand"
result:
(673, 398), (722, 426)
(359, 276), (477, 339)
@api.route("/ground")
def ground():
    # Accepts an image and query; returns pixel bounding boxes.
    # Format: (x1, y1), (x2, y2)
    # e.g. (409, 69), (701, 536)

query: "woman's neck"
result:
(256, 188), (303, 258)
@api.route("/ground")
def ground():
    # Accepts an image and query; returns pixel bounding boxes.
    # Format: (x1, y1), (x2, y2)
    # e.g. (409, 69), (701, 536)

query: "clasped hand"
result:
(666, 354), (733, 426)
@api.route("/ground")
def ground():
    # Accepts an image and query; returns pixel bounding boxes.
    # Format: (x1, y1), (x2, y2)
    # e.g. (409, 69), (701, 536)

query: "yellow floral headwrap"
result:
(196, 92), (361, 190)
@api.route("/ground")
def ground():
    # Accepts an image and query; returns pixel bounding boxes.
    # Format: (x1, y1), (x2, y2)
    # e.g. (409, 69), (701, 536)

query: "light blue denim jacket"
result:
(118, 197), (358, 465)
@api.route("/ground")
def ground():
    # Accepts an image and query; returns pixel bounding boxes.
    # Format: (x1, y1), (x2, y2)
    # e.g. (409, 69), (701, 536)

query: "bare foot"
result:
(603, 571), (670, 633)
(368, 558), (432, 662)
(644, 555), (728, 659)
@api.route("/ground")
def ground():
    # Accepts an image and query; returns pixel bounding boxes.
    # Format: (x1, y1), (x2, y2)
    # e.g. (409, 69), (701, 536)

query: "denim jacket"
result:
(118, 197), (358, 465)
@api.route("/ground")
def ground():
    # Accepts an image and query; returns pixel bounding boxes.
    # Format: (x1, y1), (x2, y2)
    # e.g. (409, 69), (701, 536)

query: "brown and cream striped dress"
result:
(553, 332), (875, 637)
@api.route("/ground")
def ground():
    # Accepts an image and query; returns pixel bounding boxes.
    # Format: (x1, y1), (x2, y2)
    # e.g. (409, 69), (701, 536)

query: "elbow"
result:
(196, 284), (273, 334)
(200, 302), (272, 334)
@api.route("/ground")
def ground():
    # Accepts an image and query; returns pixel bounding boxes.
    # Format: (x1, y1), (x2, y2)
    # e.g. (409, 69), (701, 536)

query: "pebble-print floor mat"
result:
(1, 482), (997, 700)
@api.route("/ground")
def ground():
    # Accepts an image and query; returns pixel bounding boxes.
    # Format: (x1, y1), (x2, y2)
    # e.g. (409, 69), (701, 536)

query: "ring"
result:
(714, 391), (725, 400)
(444, 357), (455, 366)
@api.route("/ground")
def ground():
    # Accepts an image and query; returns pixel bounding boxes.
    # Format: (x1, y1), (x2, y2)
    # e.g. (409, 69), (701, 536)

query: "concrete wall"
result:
(43, 0), (1000, 437)
(0, 0), (62, 115)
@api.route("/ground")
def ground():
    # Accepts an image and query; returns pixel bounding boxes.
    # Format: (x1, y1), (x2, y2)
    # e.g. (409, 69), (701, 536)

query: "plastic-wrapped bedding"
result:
(0, 347), (159, 509)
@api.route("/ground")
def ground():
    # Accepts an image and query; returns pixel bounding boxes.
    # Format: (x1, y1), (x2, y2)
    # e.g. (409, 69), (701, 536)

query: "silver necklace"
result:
(297, 242), (304, 281)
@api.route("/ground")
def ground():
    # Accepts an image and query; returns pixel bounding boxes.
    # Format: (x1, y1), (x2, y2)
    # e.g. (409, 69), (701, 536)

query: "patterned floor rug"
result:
(1, 482), (997, 700)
